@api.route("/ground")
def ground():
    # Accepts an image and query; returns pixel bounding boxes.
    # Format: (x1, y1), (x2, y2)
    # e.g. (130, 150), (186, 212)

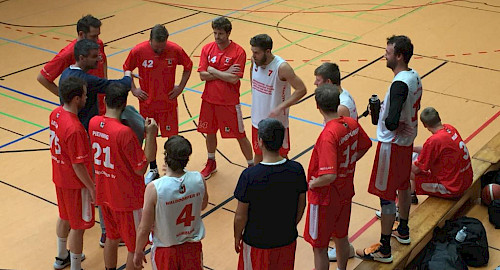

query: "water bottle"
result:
(369, 95), (381, 125)
(455, 226), (467, 242)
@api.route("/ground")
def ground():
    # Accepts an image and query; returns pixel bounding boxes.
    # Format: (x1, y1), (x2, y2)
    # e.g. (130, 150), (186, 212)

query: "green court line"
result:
(275, 2), (385, 23)
(0, 92), (52, 111)
(0, 111), (45, 128)
(179, 114), (199, 127)
(354, 0), (395, 18)
(388, 0), (442, 23)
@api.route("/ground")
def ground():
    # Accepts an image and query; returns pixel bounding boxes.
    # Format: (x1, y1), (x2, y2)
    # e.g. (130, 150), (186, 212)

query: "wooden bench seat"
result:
(355, 132), (500, 270)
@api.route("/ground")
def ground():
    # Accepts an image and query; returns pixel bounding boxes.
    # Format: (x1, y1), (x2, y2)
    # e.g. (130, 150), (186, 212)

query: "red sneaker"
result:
(201, 159), (217, 180)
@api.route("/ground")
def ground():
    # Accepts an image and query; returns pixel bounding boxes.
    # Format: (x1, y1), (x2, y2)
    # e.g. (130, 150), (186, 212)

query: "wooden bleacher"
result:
(355, 131), (500, 270)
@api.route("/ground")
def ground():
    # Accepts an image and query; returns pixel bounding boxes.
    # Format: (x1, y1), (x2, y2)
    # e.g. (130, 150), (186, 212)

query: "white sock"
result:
(70, 252), (82, 270)
(57, 237), (68, 258)
(208, 153), (215, 160)
(247, 160), (254, 166)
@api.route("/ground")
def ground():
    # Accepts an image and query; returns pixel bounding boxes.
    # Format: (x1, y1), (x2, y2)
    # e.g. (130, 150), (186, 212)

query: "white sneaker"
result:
(53, 252), (85, 269)
(375, 209), (399, 221)
(328, 243), (355, 261)
(144, 168), (159, 185)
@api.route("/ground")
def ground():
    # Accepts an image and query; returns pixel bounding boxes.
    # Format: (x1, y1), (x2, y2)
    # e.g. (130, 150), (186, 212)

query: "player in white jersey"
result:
(357, 35), (422, 263)
(250, 34), (307, 164)
(134, 136), (208, 270)
(314, 62), (358, 120)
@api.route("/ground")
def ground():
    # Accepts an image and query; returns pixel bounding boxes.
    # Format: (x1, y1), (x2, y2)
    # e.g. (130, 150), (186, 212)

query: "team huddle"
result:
(43, 15), (474, 270)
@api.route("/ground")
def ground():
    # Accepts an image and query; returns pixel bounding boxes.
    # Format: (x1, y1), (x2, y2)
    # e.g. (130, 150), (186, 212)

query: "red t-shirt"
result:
(123, 40), (193, 109)
(40, 39), (107, 81)
(198, 41), (246, 105)
(414, 124), (473, 194)
(307, 117), (372, 205)
(89, 116), (148, 211)
(50, 106), (93, 189)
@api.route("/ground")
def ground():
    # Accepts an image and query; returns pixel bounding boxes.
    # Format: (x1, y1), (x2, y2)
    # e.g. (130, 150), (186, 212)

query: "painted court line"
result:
(0, 126), (48, 149)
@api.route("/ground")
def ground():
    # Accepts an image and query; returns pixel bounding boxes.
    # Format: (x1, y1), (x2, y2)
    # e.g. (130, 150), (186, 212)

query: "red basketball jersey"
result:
(89, 116), (148, 211)
(307, 117), (372, 205)
(50, 106), (92, 189)
(198, 41), (246, 105)
(123, 41), (193, 109)
(414, 124), (473, 195)
(40, 39), (106, 81)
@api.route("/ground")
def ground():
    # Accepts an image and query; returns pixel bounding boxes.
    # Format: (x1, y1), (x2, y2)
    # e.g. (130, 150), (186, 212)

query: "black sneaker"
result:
(53, 253), (70, 269)
(411, 192), (419, 205)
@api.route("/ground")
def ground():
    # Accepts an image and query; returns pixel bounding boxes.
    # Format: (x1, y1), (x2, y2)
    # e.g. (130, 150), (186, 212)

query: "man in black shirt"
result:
(234, 118), (307, 270)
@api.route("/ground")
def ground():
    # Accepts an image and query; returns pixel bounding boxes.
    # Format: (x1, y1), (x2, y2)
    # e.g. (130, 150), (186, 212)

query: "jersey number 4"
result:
(92, 142), (115, 169)
(177, 203), (195, 227)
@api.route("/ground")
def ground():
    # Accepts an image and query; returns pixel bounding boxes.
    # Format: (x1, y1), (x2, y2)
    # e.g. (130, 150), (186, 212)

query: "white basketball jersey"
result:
(251, 55), (291, 128)
(377, 69), (422, 146)
(340, 88), (358, 119)
(152, 171), (205, 247)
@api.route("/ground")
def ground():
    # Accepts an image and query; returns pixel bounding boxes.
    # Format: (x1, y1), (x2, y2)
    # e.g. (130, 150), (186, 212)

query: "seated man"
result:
(412, 107), (473, 198)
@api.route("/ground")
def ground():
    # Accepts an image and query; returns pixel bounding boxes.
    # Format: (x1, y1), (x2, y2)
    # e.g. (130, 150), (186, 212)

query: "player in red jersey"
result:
(37, 15), (107, 103)
(197, 16), (254, 179)
(304, 84), (372, 270)
(89, 84), (158, 270)
(50, 77), (95, 270)
(412, 107), (473, 198)
(124, 24), (193, 184)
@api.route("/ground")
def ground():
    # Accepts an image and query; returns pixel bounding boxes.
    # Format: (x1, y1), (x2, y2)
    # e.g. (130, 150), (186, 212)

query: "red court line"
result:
(349, 109), (500, 243)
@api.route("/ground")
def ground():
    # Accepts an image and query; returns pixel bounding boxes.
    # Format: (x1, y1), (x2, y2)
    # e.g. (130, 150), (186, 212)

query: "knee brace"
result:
(380, 198), (397, 215)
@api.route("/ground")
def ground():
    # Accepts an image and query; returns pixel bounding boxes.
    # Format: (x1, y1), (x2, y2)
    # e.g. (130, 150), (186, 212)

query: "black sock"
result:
(398, 218), (409, 234)
(149, 160), (157, 170)
(106, 268), (117, 270)
(380, 234), (391, 254)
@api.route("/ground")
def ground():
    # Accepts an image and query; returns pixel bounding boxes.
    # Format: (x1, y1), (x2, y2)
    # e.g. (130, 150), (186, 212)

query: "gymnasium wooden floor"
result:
(0, 0), (499, 269)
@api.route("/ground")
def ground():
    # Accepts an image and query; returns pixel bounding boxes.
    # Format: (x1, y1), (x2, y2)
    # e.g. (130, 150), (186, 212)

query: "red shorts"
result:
(152, 242), (203, 270)
(140, 105), (178, 138)
(368, 142), (412, 201)
(303, 200), (351, 248)
(414, 172), (457, 198)
(55, 187), (94, 230)
(197, 100), (246, 139)
(101, 205), (141, 252)
(251, 126), (290, 157)
(238, 241), (296, 270)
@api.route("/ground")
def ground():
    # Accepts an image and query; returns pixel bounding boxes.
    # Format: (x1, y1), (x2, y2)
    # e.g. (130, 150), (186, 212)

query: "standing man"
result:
(313, 62), (358, 262)
(234, 118), (307, 270)
(356, 35), (422, 263)
(89, 84), (158, 270)
(123, 24), (193, 184)
(304, 84), (372, 270)
(50, 77), (95, 270)
(134, 136), (208, 270)
(250, 34), (307, 164)
(37, 14), (108, 114)
(314, 62), (358, 120)
(197, 16), (254, 179)
(59, 39), (132, 130)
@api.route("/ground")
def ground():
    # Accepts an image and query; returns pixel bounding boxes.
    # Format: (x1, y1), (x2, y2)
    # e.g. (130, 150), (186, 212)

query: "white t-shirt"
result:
(152, 171), (205, 247)
(377, 69), (422, 146)
(251, 55), (291, 128)
(340, 88), (358, 119)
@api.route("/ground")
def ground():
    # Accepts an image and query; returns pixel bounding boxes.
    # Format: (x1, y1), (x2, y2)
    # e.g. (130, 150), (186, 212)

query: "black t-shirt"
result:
(234, 159), (308, 249)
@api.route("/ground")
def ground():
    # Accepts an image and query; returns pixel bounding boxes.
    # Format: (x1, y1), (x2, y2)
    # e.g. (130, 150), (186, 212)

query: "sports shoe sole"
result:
(356, 251), (393, 263)
(391, 232), (411, 245)
(203, 169), (217, 180)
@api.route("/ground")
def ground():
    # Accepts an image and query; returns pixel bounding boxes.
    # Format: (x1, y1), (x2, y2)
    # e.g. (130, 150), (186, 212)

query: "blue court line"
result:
(108, 0), (271, 58)
(0, 85), (59, 106)
(0, 127), (49, 149)
(0, 37), (58, 54)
